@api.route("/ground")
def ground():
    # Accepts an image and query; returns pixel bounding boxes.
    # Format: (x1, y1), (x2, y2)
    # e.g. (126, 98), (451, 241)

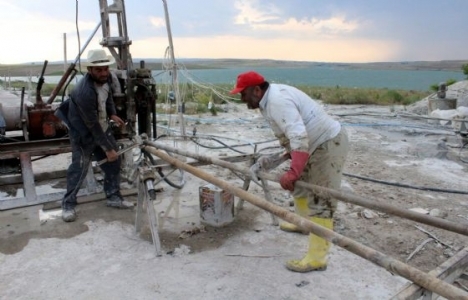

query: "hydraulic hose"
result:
(344, 172), (468, 195)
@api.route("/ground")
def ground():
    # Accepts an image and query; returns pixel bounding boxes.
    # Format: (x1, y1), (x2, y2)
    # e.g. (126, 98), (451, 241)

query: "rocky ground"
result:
(185, 101), (468, 275)
(1, 96), (468, 299)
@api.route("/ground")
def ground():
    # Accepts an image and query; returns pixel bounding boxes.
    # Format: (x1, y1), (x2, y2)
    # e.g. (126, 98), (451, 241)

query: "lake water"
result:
(8, 66), (465, 91)
(176, 67), (465, 91)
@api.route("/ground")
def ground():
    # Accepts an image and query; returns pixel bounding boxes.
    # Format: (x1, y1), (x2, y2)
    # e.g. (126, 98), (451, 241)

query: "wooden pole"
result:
(143, 145), (468, 300)
(145, 141), (468, 237)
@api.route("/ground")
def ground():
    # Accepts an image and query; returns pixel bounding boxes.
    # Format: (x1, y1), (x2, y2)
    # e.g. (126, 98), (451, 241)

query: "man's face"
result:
(88, 66), (110, 84)
(240, 86), (262, 109)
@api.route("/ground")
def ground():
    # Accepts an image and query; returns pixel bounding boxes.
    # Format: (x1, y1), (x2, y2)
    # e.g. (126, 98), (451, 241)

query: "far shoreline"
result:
(1, 58), (467, 77)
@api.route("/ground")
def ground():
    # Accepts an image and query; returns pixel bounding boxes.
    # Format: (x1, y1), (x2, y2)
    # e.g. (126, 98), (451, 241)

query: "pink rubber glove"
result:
(279, 151), (309, 191)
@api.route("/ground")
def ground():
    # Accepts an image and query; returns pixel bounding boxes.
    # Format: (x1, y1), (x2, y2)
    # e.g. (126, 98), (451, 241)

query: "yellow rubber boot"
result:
(285, 217), (333, 273)
(279, 197), (309, 234)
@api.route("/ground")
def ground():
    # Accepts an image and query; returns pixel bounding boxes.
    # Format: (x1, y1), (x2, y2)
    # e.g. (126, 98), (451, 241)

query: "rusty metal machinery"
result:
(97, 0), (158, 139)
(28, 60), (69, 141)
(0, 0), (156, 146)
(130, 61), (157, 138)
(0, 0), (159, 209)
(0, 0), (159, 145)
(0, 59), (68, 143)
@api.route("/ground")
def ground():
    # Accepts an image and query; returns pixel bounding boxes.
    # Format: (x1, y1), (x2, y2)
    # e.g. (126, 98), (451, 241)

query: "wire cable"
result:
(344, 172), (468, 195)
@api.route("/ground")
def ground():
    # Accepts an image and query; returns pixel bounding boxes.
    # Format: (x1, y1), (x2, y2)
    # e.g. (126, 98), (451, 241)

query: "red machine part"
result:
(27, 106), (68, 140)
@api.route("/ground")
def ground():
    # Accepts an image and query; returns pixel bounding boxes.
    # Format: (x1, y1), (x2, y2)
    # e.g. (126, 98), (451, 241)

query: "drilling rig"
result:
(0, 0), (159, 210)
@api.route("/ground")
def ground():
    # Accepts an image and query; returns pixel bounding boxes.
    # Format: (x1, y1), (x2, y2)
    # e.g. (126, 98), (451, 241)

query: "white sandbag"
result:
(456, 106), (468, 117)
(430, 109), (459, 125)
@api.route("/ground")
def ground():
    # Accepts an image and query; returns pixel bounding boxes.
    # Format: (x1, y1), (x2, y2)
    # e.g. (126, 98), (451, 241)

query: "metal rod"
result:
(63, 32), (68, 97)
(73, 22), (102, 64)
(20, 87), (25, 122)
(261, 178), (279, 225)
(161, 0), (186, 137)
(36, 60), (48, 105)
(47, 22), (102, 104)
(142, 145), (468, 300)
(20, 87), (29, 141)
(145, 140), (468, 237)
(96, 143), (138, 166)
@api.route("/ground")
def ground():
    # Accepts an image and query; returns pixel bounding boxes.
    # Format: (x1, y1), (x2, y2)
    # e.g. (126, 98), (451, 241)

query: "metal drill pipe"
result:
(47, 22), (102, 104)
(143, 144), (468, 300)
(95, 143), (139, 166)
(145, 140), (468, 237)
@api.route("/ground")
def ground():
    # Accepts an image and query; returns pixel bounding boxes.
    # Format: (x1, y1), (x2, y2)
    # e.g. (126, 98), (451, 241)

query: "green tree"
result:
(462, 64), (468, 79)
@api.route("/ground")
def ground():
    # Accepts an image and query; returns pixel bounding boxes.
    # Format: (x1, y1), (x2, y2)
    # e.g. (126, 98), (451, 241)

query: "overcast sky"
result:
(1, 0), (467, 64)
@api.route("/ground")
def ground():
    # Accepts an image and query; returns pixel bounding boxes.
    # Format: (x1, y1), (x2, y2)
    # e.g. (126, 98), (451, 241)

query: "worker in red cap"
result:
(230, 71), (349, 273)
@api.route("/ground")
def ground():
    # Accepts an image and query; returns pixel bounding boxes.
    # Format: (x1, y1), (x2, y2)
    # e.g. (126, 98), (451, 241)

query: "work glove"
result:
(279, 151), (309, 191)
(249, 152), (289, 183)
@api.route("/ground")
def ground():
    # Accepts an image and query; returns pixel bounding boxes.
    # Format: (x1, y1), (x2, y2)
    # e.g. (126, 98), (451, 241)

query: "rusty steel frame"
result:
(0, 138), (143, 210)
(0, 138), (100, 211)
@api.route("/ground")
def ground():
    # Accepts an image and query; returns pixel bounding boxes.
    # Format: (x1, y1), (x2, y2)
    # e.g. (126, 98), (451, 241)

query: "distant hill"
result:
(0, 58), (466, 77)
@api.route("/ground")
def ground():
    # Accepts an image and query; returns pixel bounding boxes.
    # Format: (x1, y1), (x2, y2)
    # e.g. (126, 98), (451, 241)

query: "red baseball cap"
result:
(229, 71), (265, 94)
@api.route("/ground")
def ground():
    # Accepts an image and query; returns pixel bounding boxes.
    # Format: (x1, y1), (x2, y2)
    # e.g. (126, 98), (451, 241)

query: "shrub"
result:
(462, 64), (468, 79)
(383, 90), (404, 104)
(430, 78), (457, 92)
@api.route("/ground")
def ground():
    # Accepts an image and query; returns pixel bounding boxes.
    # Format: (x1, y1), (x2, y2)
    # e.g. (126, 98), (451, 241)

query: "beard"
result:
(90, 73), (108, 84)
(247, 95), (261, 109)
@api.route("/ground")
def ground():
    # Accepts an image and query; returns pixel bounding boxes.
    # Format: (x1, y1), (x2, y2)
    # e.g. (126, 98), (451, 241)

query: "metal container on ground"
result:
(199, 183), (234, 227)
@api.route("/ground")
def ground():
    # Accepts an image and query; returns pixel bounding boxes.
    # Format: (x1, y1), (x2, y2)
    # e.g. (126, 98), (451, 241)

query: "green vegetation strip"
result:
(0, 80), (431, 111)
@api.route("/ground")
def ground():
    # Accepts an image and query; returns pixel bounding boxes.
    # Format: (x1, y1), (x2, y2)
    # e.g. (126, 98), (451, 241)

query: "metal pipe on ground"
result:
(145, 140), (468, 237)
(143, 145), (468, 300)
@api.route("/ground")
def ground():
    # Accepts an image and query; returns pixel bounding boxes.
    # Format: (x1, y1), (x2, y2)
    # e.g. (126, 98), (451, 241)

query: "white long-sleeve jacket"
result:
(259, 84), (341, 154)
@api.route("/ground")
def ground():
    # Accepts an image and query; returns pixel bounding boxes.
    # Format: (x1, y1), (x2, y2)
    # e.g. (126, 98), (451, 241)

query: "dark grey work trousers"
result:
(62, 129), (121, 209)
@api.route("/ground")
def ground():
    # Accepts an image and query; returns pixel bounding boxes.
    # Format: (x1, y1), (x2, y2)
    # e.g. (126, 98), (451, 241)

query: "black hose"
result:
(157, 134), (277, 151)
(156, 131), (468, 194)
(141, 148), (184, 189)
(344, 172), (468, 195)
(20, 87), (25, 121)
(60, 69), (78, 102)
(31, 155), (52, 162)
(190, 137), (247, 154)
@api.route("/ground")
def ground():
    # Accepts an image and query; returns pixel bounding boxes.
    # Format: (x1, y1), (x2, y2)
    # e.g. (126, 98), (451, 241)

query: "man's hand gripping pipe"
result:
(96, 135), (143, 166)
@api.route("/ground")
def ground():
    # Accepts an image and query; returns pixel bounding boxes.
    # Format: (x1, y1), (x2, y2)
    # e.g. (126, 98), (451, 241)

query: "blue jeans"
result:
(62, 129), (121, 209)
